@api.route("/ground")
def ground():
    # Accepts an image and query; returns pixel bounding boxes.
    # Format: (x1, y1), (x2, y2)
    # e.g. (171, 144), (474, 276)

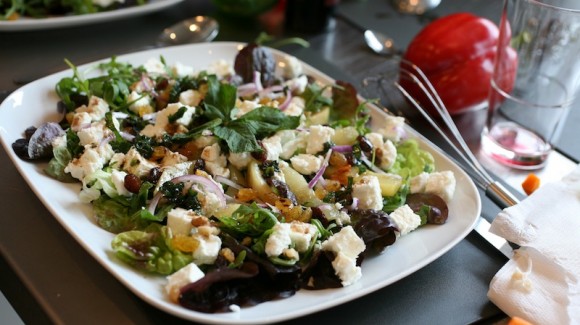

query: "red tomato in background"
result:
(401, 12), (517, 115)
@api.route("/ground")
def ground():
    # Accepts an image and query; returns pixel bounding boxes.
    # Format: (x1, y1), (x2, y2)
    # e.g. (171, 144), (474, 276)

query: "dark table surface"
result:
(0, 0), (577, 324)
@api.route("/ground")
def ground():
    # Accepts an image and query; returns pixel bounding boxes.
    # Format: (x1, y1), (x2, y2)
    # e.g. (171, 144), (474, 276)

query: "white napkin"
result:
(488, 164), (580, 324)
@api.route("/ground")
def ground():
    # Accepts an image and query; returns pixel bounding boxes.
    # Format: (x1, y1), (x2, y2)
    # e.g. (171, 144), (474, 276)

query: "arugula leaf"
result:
(302, 83), (332, 113)
(168, 106), (187, 123)
(66, 128), (83, 157)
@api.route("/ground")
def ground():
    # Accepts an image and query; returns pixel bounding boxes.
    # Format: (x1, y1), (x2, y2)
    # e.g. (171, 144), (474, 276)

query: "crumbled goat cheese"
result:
(201, 143), (230, 178)
(227, 151), (252, 170)
(265, 221), (318, 258)
(365, 132), (397, 170)
(179, 89), (202, 107)
(352, 175), (384, 210)
(379, 115), (406, 143)
(307, 125), (335, 154)
(127, 91), (154, 116)
(389, 204), (421, 236)
(167, 207), (197, 236)
(321, 226), (366, 286)
(122, 147), (159, 178)
(290, 154), (322, 175)
(262, 135), (283, 161)
(409, 171), (456, 202)
(165, 263), (205, 303)
(140, 103), (196, 138)
(65, 144), (114, 181)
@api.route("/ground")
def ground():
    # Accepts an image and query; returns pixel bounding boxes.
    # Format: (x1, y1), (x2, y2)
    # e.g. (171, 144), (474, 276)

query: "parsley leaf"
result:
(213, 123), (260, 153)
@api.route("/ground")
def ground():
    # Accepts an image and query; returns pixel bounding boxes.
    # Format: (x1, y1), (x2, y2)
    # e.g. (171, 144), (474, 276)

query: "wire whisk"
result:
(362, 59), (519, 209)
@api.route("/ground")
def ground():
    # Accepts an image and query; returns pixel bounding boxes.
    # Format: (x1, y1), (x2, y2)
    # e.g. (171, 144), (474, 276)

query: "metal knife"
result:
(474, 217), (513, 258)
(473, 181), (520, 259)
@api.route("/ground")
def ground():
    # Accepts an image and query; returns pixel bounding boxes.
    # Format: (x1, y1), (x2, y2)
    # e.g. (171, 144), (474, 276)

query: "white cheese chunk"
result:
(265, 221), (319, 258)
(172, 62), (194, 77)
(306, 125), (335, 154)
(424, 170), (456, 203)
(206, 59), (234, 78)
(290, 154), (322, 175)
(227, 151), (252, 170)
(201, 143), (230, 178)
(277, 130), (307, 160)
(365, 132), (397, 170)
(235, 99), (260, 118)
(280, 55), (303, 79)
(77, 120), (111, 146)
(262, 135), (283, 161)
(111, 169), (131, 197)
(165, 263), (205, 303)
(379, 115), (406, 143)
(65, 144), (114, 181)
(167, 208), (197, 236)
(352, 175), (384, 210)
(192, 229), (222, 266)
(122, 147), (159, 178)
(389, 204), (421, 236)
(409, 171), (456, 203)
(127, 91), (154, 116)
(144, 58), (166, 75)
(140, 103), (196, 138)
(321, 226), (366, 286)
(155, 162), (193, 192)
(179, 89), (202, 107)
(282, 97), (305, 117)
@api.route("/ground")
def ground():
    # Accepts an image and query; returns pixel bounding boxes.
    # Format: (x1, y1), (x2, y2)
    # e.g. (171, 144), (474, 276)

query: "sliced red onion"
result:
(237, 83), (258, 97)
(120, 131), (135, 142)
(147, 174), (226, 214)
(148, 191), (163, 214)
(141, 74), (154, 92)
(258, 85), (284, 99)
(225, 194), (240, 203)
(99, 135), (114, 148)
(308, 149), (333, 189)
(278, 88), (293, 111)
(112, 112), (129, 119)
(331, 145), (353, 153)
(253, 71), (263, 92)
(360, 155), (387, 174)
(347, 197), (359, 210)
(215, 175), (243, 190)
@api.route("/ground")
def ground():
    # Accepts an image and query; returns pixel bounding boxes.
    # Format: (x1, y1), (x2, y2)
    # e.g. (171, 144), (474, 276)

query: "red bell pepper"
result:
(401, 12), (517, 115)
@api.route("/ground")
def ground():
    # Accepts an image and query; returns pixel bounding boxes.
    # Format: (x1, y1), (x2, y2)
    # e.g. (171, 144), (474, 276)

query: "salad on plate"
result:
(12, 42), (457, 313)
(1, 0), (149, 20)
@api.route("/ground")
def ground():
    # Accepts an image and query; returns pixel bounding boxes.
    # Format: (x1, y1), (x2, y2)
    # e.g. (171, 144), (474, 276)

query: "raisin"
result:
(124, 174), (142, 194)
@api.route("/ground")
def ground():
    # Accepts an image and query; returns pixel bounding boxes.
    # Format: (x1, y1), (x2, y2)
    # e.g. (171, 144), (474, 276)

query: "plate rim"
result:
(0, 42), (481, 324)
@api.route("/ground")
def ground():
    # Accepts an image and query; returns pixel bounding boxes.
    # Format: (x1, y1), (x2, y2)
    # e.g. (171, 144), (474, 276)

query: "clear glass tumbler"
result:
(482, 0), (580, 169)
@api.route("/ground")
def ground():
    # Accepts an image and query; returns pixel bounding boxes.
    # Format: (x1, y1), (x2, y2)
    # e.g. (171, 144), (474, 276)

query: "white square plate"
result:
(0, 42), (480, 324)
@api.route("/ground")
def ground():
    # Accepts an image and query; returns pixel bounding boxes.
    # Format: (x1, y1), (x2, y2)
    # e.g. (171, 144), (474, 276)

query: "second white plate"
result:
(0, 0), (183, 32)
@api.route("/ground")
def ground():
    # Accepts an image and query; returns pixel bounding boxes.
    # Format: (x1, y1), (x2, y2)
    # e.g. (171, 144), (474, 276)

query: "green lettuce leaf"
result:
(111, 224), (193, 275)
(217, 202), (278, 238)
(389, 139), (434, 179)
